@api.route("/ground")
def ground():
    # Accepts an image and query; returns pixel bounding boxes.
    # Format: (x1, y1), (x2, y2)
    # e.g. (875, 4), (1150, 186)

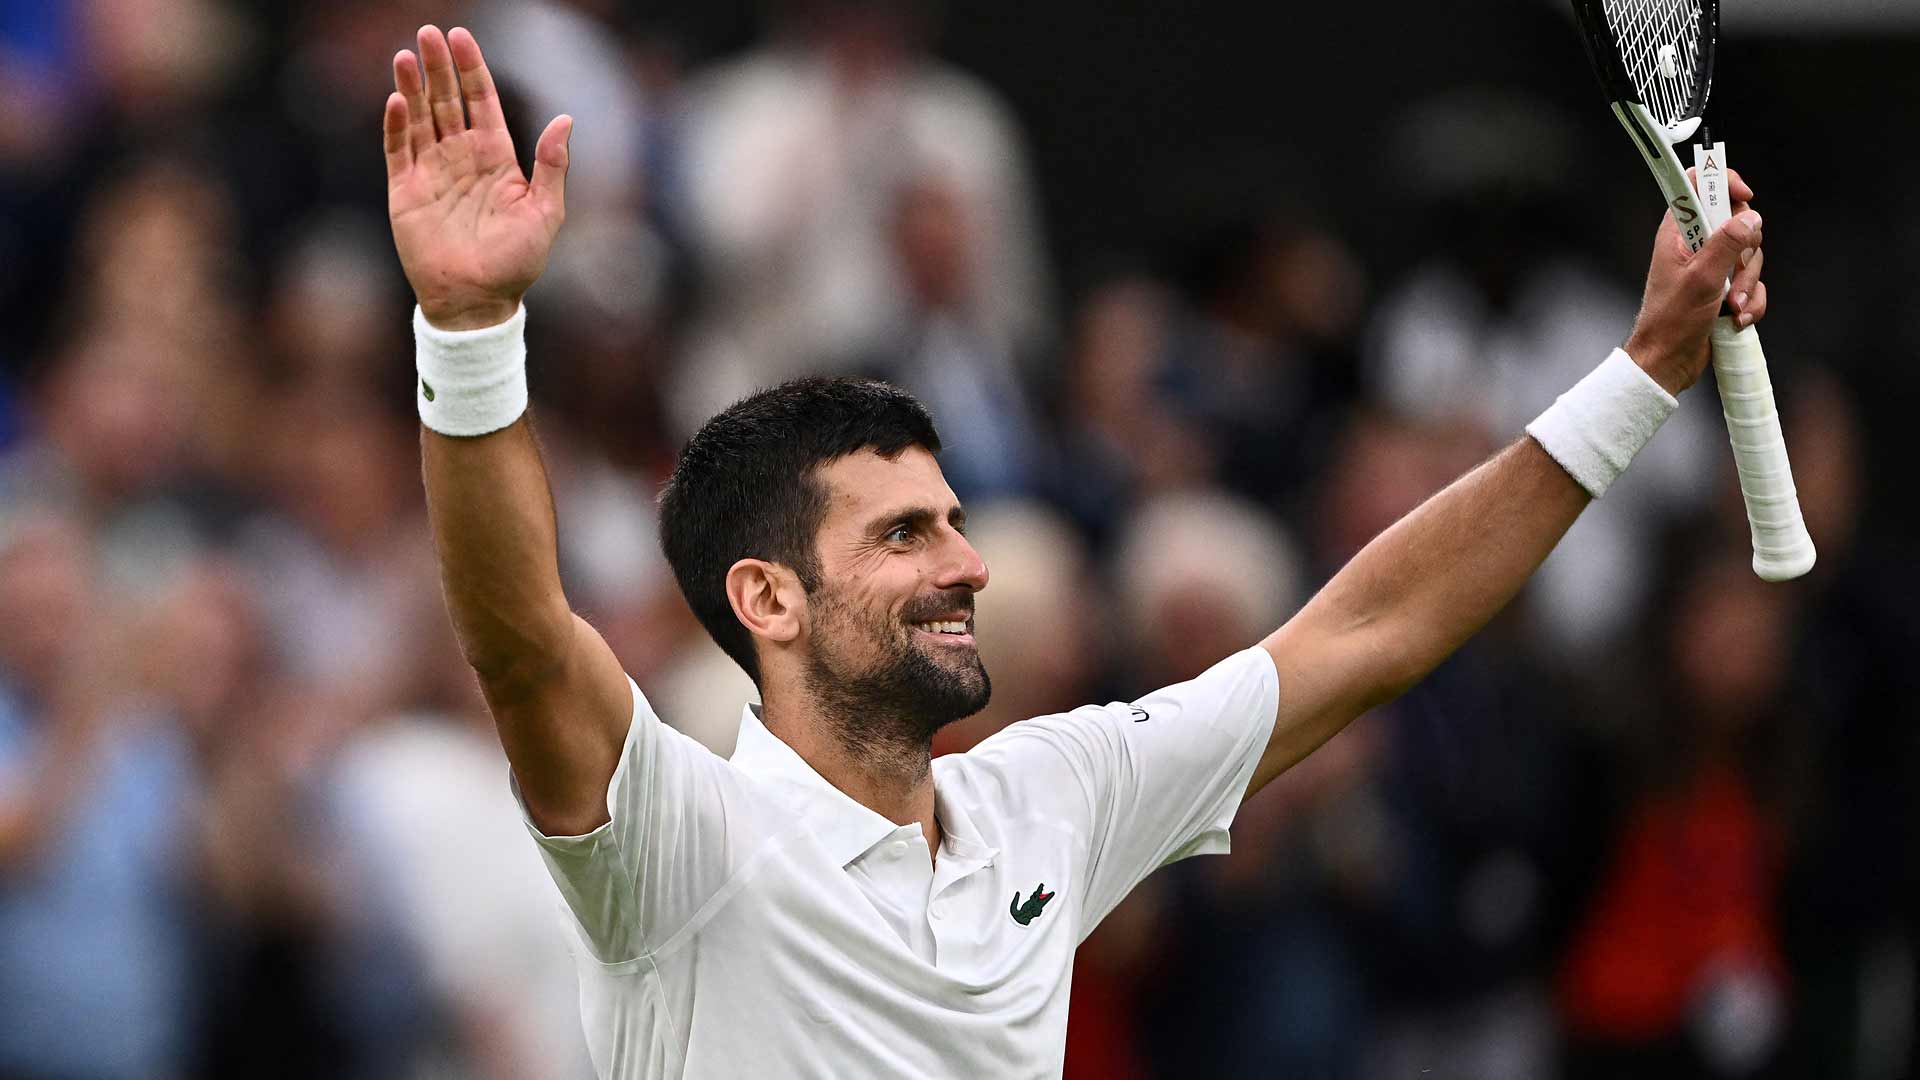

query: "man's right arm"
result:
(422, 418), (630, 836)
(389, 25), (629, 836)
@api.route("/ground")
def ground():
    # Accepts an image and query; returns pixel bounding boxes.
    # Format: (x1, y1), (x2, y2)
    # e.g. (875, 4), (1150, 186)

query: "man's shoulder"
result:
(933, 706), (1124, 802)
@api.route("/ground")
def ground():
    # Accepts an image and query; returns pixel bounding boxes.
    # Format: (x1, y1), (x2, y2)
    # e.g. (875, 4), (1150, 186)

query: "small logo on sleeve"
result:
(1009, 884), (1055, 926)
(420, 378), (436, 402)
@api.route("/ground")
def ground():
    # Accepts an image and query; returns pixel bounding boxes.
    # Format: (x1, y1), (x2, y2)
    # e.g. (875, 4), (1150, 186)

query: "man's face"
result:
(800, 447), (991, 744)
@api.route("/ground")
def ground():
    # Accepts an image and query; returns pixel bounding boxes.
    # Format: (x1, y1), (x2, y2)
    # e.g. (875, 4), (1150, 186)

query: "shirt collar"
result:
(730, 704), (904, 867)
(729, 704), (999, 872)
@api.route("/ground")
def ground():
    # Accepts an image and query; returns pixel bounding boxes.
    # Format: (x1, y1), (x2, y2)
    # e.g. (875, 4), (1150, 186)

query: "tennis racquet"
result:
(1570, 0), (1815, 581)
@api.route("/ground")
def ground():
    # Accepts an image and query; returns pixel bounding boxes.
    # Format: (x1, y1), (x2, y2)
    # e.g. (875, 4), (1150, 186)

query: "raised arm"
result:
(1246, 182), (1768, 798)
(387, 25), (628, 835)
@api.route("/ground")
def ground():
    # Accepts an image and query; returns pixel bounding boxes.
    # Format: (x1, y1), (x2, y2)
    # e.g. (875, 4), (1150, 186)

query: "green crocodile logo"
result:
(420, 378), (436, 402)
(1009, 884), (1055, 926)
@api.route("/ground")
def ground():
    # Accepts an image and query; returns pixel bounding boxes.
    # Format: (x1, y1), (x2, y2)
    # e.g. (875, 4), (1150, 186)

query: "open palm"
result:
(384, 25), (571, 331)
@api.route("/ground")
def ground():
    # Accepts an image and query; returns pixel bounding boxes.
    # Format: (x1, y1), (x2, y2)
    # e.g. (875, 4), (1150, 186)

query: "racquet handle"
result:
(1709, 317), (1816, 580)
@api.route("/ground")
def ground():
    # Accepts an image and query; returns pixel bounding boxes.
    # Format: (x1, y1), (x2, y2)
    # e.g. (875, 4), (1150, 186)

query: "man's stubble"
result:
(800, 583), (991, 772)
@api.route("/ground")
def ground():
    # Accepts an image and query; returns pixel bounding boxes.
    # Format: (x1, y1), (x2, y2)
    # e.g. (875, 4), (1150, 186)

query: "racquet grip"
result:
(1710, 317), (1816, 580)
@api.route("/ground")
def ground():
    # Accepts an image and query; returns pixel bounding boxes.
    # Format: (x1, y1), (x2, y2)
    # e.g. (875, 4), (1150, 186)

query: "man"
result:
(382, 24), (1769, 1078)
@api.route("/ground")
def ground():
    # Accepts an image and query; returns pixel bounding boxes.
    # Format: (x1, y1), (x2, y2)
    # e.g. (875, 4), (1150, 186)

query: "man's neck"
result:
(759, 693), (943, 858)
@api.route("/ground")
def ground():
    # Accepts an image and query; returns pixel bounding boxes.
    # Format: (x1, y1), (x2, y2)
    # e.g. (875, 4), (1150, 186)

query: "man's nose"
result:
(936, 529), (989, 593)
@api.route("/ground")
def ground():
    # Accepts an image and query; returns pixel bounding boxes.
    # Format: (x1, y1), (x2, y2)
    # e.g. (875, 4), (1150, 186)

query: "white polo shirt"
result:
(514, 646), (1278, 1079)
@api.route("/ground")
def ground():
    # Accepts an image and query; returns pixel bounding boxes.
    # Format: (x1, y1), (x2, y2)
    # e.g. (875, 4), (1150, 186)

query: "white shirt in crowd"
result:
(513, 646), (1279, 1078)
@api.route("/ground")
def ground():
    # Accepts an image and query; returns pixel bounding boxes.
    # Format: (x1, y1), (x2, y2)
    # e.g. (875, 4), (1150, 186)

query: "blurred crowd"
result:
(2, 1), (1916, 1078)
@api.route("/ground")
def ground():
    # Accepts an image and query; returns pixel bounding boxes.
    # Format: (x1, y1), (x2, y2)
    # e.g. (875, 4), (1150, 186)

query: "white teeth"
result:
(915, 620), (968, 634)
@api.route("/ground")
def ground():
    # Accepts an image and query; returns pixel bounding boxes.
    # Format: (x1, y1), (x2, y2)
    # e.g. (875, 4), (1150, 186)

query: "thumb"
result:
(1694, 207), (1762, 282)
(530, 114), (572, 224)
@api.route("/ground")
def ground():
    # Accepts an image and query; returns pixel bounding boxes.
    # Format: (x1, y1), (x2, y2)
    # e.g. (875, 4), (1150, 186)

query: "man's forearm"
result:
(1258, 436), (1587, 778)
(422, 416), (573, 683)
(1321, 435), (1588, 699)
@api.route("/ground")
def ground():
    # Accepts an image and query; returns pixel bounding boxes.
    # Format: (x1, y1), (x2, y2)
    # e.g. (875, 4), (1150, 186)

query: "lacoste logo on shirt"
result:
(1009, 884), (1055, 926)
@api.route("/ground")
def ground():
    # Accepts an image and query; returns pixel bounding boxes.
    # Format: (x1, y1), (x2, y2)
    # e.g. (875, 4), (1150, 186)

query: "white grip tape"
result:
(1526, 348), (1678, 500)
(1710, 317), (1816, 581)
(1687, 142), (1814, 581)
(414, 304), (529, 437)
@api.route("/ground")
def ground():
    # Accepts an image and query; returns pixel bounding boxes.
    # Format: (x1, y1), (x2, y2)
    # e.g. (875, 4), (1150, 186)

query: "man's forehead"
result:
(817, 446), (957, 519)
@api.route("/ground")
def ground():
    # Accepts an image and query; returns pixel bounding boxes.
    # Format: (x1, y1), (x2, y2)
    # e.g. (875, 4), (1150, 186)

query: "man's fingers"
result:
(417, 25), (466, 140)
(447, 28), (508, 133)
(383, 92), (413, 181)
(1730, 247), (1766, 327)
(1725, 167), (1755, 204)
(529, 114), (573, 224)
(1730, 245), (1764, 310)
(1738, 280), (1767, 327)
(394, 51), (434, 157)
(1696, 208), (1761, 282)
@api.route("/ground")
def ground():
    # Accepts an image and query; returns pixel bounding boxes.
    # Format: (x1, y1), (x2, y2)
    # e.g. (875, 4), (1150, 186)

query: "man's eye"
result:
(886, 525), (913, 544)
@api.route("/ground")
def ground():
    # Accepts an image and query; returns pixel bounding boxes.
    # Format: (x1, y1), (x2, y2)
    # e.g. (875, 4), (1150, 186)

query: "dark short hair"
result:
(659, 376), (942, 685)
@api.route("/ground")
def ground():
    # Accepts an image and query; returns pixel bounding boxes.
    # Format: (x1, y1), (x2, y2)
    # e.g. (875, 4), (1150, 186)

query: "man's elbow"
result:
(456, 605), (577, 698)
(1267, 611), (1426, 722)
(1351, 621), (1441, 710)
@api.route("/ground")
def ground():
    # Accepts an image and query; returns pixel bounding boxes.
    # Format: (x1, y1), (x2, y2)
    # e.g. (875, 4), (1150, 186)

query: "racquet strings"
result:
(1602, 0), (1706, 123)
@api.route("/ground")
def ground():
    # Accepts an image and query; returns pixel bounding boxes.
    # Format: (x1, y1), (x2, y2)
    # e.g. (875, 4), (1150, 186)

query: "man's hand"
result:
(385, 25), (571, 331)
(1624, 168), (1768, 395)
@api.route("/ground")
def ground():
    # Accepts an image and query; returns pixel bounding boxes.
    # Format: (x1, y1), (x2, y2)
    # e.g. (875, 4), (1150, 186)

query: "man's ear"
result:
(725, 558), (806, 646)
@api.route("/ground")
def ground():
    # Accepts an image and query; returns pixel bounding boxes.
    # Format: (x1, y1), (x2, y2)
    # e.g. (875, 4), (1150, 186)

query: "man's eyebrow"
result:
(863, 504), (967, 535)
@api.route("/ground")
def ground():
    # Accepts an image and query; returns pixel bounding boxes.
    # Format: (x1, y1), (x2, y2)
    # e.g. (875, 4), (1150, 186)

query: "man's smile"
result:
(910, 619), (975, 647)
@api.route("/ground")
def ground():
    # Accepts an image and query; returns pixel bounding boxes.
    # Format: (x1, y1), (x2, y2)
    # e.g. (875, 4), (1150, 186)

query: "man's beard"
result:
(801, 585), (991, 762)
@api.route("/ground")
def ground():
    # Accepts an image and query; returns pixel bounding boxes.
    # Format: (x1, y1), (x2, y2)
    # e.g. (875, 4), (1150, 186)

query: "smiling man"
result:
(383, 24), (1769, 1079)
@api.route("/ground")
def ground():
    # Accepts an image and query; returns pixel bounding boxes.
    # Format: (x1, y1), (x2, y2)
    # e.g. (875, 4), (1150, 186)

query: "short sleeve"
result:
(966, 647), (1278, 933)
(509, 677), (763, 964)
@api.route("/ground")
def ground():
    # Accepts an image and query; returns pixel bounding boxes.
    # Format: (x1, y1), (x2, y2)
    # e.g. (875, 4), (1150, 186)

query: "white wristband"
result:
(414, 304), (529, 436)
(1525, 347), (1678, 499)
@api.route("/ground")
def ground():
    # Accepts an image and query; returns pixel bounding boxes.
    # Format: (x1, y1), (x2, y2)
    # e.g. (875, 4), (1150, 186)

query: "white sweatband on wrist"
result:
(414, 303), (529, 436)
(1525, 347), (1678, 499)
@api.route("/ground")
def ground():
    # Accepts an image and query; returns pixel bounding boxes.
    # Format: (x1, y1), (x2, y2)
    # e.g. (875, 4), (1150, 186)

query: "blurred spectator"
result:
(858, 172), (1050, 499)
(1559, 550), (1800, 1079)
(235, 390), (423, 711)
(647, 633), (760, 757)
(1, 325), (206, 595)
(1109, 488), (1301, 689)
(261, 211), (411, 402)
(1155, 156), (1369, 517)
(1048, 275), (1213, 545)
(670, 0), (1051, 436)
(1103, 491), (1365, 1078)
(82, 0), (247, 123)
(154, 564), (434, 1079)
(330, 551), (596, 1079)
(0, 514), (199, 1079)
(1773, 374), (1920, 1080)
